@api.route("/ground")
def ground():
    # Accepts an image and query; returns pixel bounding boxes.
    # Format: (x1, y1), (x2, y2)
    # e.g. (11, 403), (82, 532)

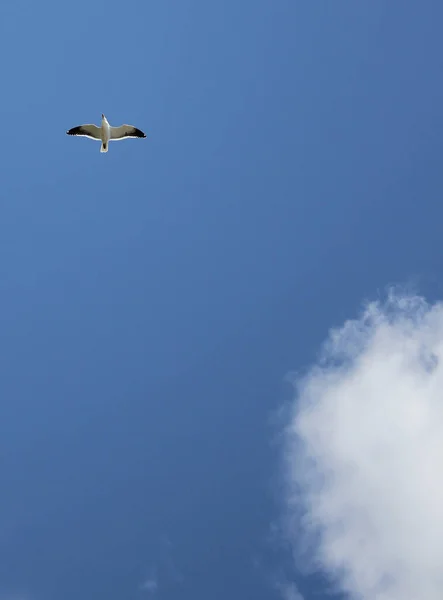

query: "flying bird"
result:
(66, 114), (146, 153)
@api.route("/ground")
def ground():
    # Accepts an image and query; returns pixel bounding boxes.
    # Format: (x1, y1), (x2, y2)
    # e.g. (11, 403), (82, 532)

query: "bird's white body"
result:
(66, 113), (147, 153)
(100, 115), (111, 153)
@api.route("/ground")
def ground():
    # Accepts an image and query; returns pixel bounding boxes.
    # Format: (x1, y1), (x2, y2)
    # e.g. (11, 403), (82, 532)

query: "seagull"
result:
(66, 114), (146, 153)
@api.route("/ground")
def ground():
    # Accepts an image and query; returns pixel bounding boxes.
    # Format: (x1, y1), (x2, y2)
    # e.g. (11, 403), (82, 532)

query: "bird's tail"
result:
(100, 142), (108, 153)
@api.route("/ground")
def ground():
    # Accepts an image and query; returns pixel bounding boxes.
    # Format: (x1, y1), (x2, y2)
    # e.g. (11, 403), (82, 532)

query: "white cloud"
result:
(275, 581), (304, 600)
(138, 537), (183, 597)
(284, 292), (443, 600)
(139, 577), (158, 594)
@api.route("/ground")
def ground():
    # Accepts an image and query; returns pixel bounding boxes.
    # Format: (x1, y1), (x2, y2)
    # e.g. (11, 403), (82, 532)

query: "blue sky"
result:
(1, 1), (443, 599)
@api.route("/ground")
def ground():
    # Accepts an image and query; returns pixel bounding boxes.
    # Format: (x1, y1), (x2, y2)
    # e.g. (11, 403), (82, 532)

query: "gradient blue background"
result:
(0, 2), (442, 599)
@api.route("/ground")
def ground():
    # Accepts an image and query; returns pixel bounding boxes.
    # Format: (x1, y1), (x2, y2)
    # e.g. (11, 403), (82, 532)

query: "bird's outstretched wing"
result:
(110, 125), (146, 140)
(66, 124), (101, 140)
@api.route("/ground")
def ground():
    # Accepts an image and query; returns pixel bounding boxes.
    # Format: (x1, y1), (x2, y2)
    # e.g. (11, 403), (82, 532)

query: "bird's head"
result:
(101, 113), (106, 120)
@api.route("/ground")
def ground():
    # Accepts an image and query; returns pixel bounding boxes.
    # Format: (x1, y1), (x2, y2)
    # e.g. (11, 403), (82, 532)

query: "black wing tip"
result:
(133, 128), (147, 138)
(66, 126), (82, 136)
